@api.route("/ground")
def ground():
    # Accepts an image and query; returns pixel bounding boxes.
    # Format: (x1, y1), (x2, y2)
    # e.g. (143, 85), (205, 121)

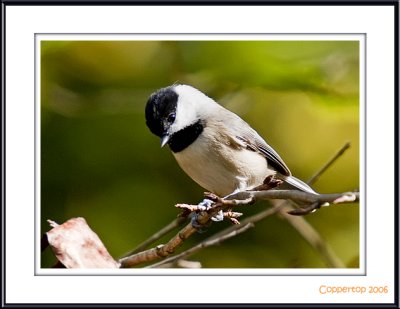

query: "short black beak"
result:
(160, 134), (170, 147)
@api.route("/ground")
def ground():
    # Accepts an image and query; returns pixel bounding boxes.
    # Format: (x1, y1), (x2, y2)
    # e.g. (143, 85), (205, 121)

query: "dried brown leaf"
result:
(46, 217), (120, 269)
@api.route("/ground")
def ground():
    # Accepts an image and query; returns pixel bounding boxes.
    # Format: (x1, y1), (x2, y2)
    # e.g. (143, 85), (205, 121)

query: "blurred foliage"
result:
(41, 40), (359, 268)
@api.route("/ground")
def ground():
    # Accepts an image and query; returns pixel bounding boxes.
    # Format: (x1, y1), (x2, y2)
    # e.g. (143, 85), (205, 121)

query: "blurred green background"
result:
(41, 40), (360, 268)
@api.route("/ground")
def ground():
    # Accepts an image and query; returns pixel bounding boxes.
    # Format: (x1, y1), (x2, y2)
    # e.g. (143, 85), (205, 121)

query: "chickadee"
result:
(145, 84), (317, 199)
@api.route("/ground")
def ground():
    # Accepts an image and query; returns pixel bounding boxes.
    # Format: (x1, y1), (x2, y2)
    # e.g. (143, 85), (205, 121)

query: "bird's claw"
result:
(197, 198), (215, 211)
(211, 210), (224, 222)
(199, 199), (224, 222)
(190, 199), (226, 232)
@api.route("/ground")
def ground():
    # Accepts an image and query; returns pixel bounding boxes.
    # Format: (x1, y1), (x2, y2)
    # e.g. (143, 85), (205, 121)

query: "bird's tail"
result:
(282, 175), (317, 194)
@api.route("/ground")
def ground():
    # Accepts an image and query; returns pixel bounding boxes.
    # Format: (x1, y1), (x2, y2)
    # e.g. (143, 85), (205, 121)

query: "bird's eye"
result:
(167, 113), (176, 123)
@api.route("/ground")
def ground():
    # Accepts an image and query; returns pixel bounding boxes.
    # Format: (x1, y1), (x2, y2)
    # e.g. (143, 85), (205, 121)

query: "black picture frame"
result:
(1, 0), (398, 307)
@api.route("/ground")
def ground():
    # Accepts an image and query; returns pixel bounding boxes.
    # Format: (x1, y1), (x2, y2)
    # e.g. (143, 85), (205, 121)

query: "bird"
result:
(145, 84), (317, 202)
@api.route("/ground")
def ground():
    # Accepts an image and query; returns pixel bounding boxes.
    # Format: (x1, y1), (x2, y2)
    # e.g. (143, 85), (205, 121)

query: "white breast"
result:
(172, 126), (273, 197)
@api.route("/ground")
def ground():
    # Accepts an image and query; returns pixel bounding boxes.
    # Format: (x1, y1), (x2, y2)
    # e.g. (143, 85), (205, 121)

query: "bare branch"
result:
(307, 142), (351, 185)
(272, 200), (345, 268)
(120, 204), (284, 268)
(147, 223), (255, 268)
(120, 216), (187, 258)
(119, 206), (222, 268)
(228, 190), (358, 205)
(272, 142), (354, 268)
(119, 189), (357, 267)
(209, 204), (286, 242)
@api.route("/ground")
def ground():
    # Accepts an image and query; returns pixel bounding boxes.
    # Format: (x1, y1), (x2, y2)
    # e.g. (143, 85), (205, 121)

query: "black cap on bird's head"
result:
(145, 86), (179, 147)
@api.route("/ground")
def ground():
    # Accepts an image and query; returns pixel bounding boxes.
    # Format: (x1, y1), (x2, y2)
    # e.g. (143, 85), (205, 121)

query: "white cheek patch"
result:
(172, 85), (201, 131)
(172, 84), (221, 133)
(172, 98), (197, 132)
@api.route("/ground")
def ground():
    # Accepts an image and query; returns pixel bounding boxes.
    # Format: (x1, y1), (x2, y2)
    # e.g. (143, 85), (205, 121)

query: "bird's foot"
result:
(197, 198), (215, 211)
(197, 198), (224, 221)
(190, 197), (226, 231)
(211, 210), (224, 222)
(252, 175), (283, 191)
(177, 193), (242, 232)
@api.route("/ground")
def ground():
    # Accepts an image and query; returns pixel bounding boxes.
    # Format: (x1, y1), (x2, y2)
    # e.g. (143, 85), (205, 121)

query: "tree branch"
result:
(147, 223), (255, 268)
(227, 190), (359, 206)
(272, 200), (345, 268)
(272, 142), (353, 267)
(119, 204), (224, 268)
(307, 141), (351, 185)
(146, 204), (286, 268)
(120, 216), (188, 258)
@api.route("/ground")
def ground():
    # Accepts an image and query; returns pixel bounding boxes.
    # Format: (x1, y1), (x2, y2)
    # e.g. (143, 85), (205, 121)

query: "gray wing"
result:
(235, 130), (319, 193)
(214, 109), (318, 193)
(221, 112), (291, 176)
(235, 133), (291, 176)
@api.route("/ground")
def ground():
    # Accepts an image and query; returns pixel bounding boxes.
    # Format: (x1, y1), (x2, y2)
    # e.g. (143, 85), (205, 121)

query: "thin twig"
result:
(120, 216), (187, 258)
(273, 142), (354, 268)
(273, 200), (345, 268)
(225, 190), (359, 207)
(146, 204), (286, 268)
(147, 223), (255, 268)
(210, 204), (286, 242)
(119, 205), (223, 268)
(307, 142), (351, 185)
